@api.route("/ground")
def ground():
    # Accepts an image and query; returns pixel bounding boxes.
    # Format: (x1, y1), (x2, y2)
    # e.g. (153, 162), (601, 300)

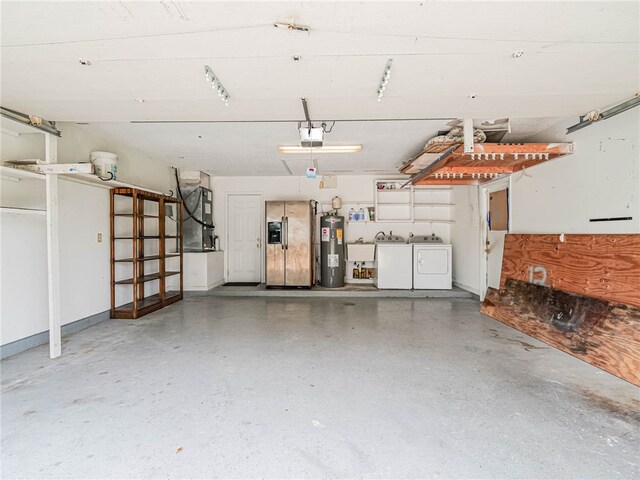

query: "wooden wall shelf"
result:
(110, 188), (183, 319)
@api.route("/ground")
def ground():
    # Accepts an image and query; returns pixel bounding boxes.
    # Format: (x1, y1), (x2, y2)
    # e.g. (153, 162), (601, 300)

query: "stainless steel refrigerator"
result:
(265, 201), (314, 287)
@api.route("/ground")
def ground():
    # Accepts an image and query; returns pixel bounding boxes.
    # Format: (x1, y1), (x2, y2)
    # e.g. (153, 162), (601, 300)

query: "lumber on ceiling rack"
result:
(110, 188), (183, 319)
(401, 143), (574, 186)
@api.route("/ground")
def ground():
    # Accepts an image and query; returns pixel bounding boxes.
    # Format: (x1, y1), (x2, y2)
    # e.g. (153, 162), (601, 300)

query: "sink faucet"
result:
(375, 231), (386, 240)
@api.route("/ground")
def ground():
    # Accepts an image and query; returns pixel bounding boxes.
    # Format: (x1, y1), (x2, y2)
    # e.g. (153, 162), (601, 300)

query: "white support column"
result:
(463, 118), (474, 153)
(45, 133), (62, 359)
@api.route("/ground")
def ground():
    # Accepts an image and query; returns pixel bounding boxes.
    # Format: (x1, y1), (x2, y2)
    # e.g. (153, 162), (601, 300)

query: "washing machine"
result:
(411, 234), (452, 289)
(374, 234), (413, 289)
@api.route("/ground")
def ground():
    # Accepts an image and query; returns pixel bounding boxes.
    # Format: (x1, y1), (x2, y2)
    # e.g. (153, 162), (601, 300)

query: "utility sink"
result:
(347, 243), (376, 262)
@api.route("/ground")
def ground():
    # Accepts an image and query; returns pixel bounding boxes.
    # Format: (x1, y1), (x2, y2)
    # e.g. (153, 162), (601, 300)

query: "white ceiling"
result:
(1, 1), (638, 175)
(74, 117), (559, 176)
(75, 119), (449, 176)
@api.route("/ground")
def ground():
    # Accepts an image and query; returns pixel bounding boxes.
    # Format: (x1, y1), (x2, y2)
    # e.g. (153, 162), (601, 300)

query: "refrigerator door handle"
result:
(281, 216), (285, 249)
(284, 216), (289, 250)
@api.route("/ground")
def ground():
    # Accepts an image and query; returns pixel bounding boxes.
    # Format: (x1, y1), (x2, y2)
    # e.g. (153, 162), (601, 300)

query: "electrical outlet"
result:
(97, 233), (102, 243)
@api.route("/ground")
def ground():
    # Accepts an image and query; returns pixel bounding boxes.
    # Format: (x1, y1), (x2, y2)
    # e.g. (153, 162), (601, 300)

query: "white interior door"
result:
(480, 179), (511, 298)
(227, 194), (262, 283)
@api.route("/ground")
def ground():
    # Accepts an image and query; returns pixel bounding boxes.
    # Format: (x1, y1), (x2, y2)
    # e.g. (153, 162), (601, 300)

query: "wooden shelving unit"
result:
(110, 188), (183, 319)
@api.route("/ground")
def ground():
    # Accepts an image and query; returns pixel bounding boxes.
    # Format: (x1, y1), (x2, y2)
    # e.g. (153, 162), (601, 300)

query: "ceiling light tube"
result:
(279, 145), (362, 154)
(376, 58), (393, 102)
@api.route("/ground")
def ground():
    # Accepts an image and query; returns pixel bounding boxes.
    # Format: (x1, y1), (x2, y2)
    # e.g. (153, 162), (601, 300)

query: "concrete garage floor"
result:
(2, 297), (639, 479)
(200, 283), (475, 299)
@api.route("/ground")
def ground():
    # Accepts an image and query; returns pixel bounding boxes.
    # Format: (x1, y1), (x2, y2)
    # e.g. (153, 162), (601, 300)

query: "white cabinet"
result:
(183, 251), (224, 291)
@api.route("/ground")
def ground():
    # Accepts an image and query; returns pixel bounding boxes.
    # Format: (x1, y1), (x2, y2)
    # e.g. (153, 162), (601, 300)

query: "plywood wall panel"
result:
(482, 280), (640, 386)
(500, 234), (640, 307)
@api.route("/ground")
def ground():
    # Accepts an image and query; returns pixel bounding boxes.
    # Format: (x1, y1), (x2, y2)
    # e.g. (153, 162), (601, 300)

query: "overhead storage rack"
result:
(401, 143), (574, 186)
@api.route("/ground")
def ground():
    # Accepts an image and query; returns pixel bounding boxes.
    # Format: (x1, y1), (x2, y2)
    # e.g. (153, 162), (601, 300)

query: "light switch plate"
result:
(97, 233), (102, 243)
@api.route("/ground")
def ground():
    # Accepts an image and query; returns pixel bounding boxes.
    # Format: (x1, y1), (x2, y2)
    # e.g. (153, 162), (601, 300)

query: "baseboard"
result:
(453, 281), (480, 296)
(184, 285), (210, 291)
(184, 279), (225, 292)
(0, 310), (110, 360)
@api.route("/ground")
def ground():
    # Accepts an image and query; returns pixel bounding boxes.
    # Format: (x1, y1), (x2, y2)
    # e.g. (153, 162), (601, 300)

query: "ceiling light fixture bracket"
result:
(376, 59), (393, 102)
(204, 65), (230, 106)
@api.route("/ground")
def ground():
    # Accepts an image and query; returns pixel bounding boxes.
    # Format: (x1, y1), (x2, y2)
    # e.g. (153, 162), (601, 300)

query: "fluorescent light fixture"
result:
(279, 145), (362, 154)
(203, 65), (230, 106)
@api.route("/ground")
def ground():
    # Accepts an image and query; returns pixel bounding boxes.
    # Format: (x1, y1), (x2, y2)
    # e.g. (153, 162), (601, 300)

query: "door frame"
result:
(225, 192), (264, 283)
(479, 177), (511, 300)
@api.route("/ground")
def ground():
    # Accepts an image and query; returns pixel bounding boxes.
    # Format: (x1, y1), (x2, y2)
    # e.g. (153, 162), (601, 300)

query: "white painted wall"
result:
(511, 108), (640, 234)
(0, 212), (49, 343)
(1, 131), (49, 344)
(57, 124), (173, 193)
(210, 175), (453, 283)
(450, 185), (481, 294)
(1, 122), (174, 346)
(58, 181), (111, 323)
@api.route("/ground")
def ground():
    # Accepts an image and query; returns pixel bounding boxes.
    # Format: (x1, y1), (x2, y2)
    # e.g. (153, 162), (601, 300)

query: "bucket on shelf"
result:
(90, 151), (118, 180)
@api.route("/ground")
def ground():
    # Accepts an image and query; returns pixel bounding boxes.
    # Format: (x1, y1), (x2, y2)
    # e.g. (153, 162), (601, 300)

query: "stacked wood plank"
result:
(481, 234), (640, 386)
